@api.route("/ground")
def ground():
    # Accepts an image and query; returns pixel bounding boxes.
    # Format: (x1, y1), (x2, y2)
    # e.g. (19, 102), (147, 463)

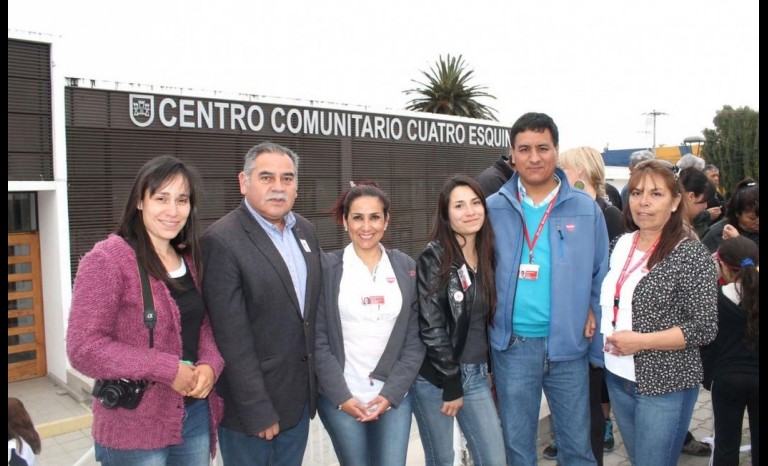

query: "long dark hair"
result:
(622, 160), (689, 269)
(725, 178), (759, 227)
(428, 175), (496, 321)
(116, 155), (203, 283)
(717, 236), (759, 347)
(8, 397), (41, 454)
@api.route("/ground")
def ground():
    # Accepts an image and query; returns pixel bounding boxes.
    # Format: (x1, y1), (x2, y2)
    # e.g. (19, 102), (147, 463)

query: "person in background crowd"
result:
(477, 148), (515, 196)
(314, 181), (423, 466)
(703, 164), (726, 225)
(542, 146), (625, 465)
(487, 112), (608, 465)
(8, 397), (41, 466)
(672, 166), (719, 456)
(702, 236), (759, 466)
(678, 167), (716, 239)
(413, 175), (506, 466)
(202, 142), (321, 466)
(605, 183), (623, 212)
(676, 153), (705, 171)
(620, 150), (655, 208)
(600, 160), (717, 466)
(67, 155), (224, 466)
(702, 178), (759, 253)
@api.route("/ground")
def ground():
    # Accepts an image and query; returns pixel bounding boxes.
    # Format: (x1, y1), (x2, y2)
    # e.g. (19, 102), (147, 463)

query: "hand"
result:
(171, 361), (198, 396)
(339, 397), (369, 421)
(440, 397), (463, 417)
(605, 330), (645, 356)
(361, 395), (391, 422)
(584, 308), (597, 339)
(257, 423), (280, 440)
(187, 363), (215, 399)
(707, 207), (721, 221)
(722, 224), (740, 240)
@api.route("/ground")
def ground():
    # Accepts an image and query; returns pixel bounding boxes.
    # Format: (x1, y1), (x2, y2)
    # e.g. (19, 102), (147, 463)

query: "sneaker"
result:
(542, 441), (558, 460)
(603, 418), (615, 452)
(681, 438), (712, 457)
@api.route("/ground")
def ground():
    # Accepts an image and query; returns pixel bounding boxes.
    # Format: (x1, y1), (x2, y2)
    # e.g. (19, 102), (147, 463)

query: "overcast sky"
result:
(9, 0), (759, 152)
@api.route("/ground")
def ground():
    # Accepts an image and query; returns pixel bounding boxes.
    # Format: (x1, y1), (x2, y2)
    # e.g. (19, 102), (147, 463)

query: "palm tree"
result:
(404, 54), (498, 121)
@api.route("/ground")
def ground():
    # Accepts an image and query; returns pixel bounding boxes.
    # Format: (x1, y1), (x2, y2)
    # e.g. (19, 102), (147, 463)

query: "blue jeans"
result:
(317, 393), (413, 465)
(95, 399), (210, 466)
(411, 363), (506, 466)
(492, 336), (595, 466)
(605, 370), (698, 466)
(218, 403), (310, 466)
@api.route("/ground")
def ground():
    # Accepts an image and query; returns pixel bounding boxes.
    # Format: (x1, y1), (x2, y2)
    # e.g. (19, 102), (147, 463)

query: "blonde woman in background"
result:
(540, 147), (625, 465)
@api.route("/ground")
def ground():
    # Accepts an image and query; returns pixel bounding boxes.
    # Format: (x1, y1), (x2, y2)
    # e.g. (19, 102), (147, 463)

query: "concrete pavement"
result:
(9, 376), (752, 465)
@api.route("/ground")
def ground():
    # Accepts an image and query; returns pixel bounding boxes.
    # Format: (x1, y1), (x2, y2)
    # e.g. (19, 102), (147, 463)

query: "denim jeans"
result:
(491, 335), (595, 466)
(218, 403), (310, 466)
(605, 370), (698, 466)
(411, 363), (506, 466)
(95, 399), (210, 466)
(317, 393), (413, 466)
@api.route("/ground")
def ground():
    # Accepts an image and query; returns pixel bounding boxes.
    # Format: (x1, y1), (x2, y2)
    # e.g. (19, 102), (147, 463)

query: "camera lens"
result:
(99, 384), (125, 409)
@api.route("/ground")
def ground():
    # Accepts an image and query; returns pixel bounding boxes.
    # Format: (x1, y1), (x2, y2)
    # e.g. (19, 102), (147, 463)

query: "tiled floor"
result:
(9, 376), (752, 465)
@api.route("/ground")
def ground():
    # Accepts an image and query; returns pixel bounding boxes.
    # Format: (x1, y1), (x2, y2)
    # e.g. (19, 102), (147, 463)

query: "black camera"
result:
(92, 378), (148, 410)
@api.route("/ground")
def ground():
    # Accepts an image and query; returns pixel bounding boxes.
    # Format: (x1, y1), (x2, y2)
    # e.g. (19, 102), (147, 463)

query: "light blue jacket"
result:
(487, 168), (609, 365)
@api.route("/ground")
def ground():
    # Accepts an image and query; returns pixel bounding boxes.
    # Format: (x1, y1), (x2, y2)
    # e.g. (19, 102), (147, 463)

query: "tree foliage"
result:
(404, 54), (498, 121)
(701, 105), (759, 193)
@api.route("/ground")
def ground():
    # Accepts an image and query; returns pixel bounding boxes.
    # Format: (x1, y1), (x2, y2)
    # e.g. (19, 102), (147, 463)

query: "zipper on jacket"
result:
(556, 223), (565, 259)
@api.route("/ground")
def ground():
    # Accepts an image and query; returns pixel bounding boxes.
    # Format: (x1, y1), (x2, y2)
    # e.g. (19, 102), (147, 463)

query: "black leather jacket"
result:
(416, 240), (477, 401)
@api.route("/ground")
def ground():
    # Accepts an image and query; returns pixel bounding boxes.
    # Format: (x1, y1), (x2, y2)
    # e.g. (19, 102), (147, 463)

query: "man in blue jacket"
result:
(487, 112), (608, 465)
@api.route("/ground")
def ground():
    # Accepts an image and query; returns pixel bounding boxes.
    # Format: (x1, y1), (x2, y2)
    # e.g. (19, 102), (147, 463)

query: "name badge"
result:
(300, 239), (311, 253)
(363, 296), (385, 305)
(457, 264), (472, 291)
(518, 263), (540, 280)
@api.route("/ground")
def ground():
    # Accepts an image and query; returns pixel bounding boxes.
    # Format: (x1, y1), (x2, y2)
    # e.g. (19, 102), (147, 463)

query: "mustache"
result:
(266, 193), (287, 201)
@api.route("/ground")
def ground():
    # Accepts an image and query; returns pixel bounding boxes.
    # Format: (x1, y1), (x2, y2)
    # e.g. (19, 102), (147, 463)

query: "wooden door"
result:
(8, 232), (47, 381)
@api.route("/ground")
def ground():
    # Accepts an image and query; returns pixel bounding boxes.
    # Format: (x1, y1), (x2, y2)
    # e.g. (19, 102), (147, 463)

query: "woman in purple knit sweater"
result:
(67, 155), (225, 466)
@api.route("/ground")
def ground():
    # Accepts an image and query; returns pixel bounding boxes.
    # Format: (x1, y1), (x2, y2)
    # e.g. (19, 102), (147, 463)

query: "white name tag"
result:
(300, 239), (311, 253)
(519, 263), (540, 280)
(457, 264), (472, 291)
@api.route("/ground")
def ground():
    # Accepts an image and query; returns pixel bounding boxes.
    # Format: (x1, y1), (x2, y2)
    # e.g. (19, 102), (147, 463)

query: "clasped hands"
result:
(340, 395), (391, 422)
(171, 361), (215, 399)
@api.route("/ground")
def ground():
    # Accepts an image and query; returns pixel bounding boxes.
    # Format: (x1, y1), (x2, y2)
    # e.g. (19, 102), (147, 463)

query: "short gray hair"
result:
(243, 141), (300, 179)
(629, 150), (655, 167)
(676, 153), (705, 171)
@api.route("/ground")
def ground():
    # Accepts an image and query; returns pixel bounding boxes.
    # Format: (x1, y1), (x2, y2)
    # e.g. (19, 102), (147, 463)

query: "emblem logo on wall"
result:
(129, 94), (155, 127)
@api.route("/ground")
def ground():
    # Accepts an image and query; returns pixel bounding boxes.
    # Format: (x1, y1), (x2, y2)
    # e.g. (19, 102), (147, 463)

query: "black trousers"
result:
(589, 366), (604, 466)
(712, 372), (759, 466)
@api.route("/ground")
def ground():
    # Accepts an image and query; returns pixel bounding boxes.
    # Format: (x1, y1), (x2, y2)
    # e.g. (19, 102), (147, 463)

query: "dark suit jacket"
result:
(202, 201), (321, 434)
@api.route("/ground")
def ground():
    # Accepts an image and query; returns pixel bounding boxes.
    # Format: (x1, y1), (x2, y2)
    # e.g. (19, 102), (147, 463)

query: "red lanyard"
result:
(612, 233), (658, 329)
(517, 193), (558, 264)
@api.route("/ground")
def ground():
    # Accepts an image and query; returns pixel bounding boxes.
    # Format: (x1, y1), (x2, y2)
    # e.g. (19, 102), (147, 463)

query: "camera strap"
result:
(127, 239), (157, 349)
(137, 259), (156, 349)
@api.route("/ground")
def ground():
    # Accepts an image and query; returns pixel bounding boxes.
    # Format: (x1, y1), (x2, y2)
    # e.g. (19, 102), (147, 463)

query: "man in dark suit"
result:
(202, 141), (321, 466)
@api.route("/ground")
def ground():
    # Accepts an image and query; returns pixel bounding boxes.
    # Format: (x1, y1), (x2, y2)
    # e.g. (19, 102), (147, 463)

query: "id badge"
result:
(457, 264), (472, 291)
(363, 296), (385, 306)
(518, 263), (540, 280)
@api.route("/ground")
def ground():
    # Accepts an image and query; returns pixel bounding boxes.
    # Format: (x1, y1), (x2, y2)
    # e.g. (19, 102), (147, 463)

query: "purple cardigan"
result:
(67, 235), (225, 455)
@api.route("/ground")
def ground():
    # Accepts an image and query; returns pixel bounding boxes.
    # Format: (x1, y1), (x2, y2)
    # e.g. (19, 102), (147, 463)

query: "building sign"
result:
(129, 94), (508, 147)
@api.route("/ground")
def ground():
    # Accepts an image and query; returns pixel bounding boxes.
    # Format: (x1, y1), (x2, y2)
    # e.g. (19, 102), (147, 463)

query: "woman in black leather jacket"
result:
(412, 175), (506, 466)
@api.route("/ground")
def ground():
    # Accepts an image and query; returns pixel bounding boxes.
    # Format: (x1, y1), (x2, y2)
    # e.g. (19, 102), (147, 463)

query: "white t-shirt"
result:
(338, 243), (402, 403)
(8, 438), (36, 466)
(600, 232), (651, 382)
